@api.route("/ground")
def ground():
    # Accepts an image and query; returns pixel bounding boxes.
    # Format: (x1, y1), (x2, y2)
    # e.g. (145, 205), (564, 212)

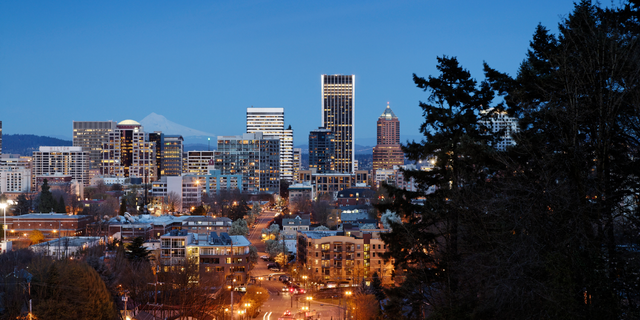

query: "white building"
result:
(151, 175), (203, 213)
(479, 108), (519, 151)
(30, 236), (104, 258)
(246, 107), (294, 182)
(32, 146), (90, 186)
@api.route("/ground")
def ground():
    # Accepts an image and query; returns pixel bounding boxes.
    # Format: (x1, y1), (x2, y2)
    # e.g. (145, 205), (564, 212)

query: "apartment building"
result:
(297, 229), (394, 285)
(160, 230), (251, 283)
(32, 146), (90, 187)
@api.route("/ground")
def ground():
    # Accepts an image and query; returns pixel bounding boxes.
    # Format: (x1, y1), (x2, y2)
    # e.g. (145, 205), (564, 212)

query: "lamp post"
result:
(344, 291), (352, 320)
(0, 203), (7, 243)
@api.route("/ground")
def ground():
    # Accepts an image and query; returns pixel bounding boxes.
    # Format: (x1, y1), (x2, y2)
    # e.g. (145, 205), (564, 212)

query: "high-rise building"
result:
(309, 127), (335, 173)
(246, 107), (294, 182)
(185, 151), (215, 176)
(32, 146), (90, 186)
(101, 120), (156, 183)
(148, 132), (164, 178)
(163, 135), (184, 176)
(372, 103), (404, 175)
(214, 133), (280, 193)
(479, 108), (519, 151)
(73, 121), (118, 169)
(0, 120), (3, 155)
(292, 148), (301, 182)
(321, 74), (355, 173)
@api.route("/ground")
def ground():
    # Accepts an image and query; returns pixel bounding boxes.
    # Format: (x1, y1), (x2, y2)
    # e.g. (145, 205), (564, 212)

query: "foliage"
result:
(241, 285), (270, 315)
(30, 258), (117, 320)
(279, 179), (290, 200)
(15, 193), (31, 214)
(229, 219), (249, 236)
(311, 200), (332, 224)
(37, 179), (57, 213)
(248, 245), (259, 270)
(29, 230), (45, 244)
(265, 239), (286, 258)
(119, 197), (127, 215)
(56, 195), (66, 213)
(192, 204), (206, 215)
(380, 2), (640, 319)
(125, 236), (150, 261)
(380, 210), (401, 230)
(347, 293), (380, 320)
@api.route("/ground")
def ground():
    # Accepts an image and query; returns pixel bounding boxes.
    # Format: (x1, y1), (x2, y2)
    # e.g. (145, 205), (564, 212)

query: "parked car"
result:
(260, 255), (269, 260)
(279, 275), (290, 282)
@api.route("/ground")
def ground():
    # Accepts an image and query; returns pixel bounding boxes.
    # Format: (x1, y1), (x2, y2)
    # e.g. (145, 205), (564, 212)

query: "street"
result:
(246, 210), (347, 320)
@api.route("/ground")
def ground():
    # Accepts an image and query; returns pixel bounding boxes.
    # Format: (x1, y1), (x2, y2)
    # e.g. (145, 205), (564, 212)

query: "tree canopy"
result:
(379, 2), (640, 319)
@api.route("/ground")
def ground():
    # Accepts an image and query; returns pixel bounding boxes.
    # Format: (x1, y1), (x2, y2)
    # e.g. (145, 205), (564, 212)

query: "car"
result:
(279, 275), (290, 282)
(233, 286), (247, 292)
(260, 255), (269, 260)
(281, 286), (288, 292)
(283, 310), (292, 316)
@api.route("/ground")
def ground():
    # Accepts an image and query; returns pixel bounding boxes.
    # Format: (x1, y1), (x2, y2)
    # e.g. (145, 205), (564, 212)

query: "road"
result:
(246, 210), (347, 320)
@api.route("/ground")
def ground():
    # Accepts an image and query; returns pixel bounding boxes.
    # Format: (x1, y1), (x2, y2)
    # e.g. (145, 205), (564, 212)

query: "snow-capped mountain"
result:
(139, 113), (214, 140)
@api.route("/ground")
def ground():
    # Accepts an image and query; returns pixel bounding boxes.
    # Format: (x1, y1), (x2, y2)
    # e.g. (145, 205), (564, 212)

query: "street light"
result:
(344, 291), (352, 319)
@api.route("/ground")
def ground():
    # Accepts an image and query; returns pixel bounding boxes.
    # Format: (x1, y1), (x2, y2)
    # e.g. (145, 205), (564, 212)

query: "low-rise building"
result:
(30, 236), (104, 258)
(297, 229), (394, 285)
(282, 215), (310, 237)
(160, 230), (251, 283)
(5, 213), (92, 239)
(181, 216), (232, 234)
(336, 188), (376, 207)
(288, 182), (315, 202)
(107, 214), (188, 241)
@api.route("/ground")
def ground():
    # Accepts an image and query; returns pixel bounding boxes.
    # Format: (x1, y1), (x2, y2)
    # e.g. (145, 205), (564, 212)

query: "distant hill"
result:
(2, 134), (73, 156)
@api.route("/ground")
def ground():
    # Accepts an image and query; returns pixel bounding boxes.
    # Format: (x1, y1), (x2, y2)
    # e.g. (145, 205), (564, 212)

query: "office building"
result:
(309, 127), (335, 173)
(151, 175), (202, 213)
(372, 103), (404, 175)
(32, 146), (90, 187)
(296, 169), (369, 199)
(246, 107), (294, 182)
(101, 120), (156, 183)
(148, 132), (164, 178)
(163, 135), (184, 176)
(0, 167), (31, 194)
(321, 74), (355, 173)
(214, 133), (280, 193)
(72, 121), (117, 169)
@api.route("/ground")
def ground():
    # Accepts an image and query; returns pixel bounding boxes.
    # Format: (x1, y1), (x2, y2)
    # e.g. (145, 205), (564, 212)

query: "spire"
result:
(380, 102), (398, 120)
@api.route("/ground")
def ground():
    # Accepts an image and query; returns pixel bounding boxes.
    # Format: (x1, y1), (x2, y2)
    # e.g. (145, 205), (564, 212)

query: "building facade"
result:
(479, 108), (519, 151)
(297, 230), (394, 285)
(297, 170), (369, 199)
(72, 121), (118, 169)
(101, 120), (156, 182)
(321, 74), (355, 173)
(214, 133), (280, 193)
(292, 148), (301, 182)
(246, 107), (294, 182)
(160, 230), (251, 283)
(372, 103), (404, 176)
(5, 213), (92, 239)
(184, 151), (215, 175)
(309, 127), (335, 173)
(32, 146), (90, 187)
(163, 135), (184, 176)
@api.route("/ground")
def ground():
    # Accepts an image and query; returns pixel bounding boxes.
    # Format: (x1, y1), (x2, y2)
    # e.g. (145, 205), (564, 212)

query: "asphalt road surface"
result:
(246, 210), (348, 320)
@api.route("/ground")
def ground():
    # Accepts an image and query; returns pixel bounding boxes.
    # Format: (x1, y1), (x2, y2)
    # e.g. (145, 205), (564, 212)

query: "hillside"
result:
(2, 134), (73, 156)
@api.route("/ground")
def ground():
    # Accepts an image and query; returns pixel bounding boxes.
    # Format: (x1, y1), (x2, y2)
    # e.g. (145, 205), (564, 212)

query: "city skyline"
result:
(0, 1), (577, 145)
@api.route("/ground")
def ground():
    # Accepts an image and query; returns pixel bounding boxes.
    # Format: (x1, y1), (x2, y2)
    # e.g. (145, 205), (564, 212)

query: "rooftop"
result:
(380, 103), (398, 120)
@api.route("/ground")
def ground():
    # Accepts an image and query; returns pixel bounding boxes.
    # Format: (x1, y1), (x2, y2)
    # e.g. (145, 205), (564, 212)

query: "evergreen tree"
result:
(37, 179), (56, 213)
(126, 236), (150, 261)
(119, 197), (127, 216)
(57, 195), (66, 213)
(15, 193), (31, 215)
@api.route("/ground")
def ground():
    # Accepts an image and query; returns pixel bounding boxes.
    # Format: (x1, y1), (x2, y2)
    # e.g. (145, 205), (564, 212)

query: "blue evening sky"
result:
(0, 0), (577, 146)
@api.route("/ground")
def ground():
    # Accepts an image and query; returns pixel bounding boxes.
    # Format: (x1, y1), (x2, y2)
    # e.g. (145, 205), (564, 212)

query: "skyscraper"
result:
(246, 107), (294, 182)
(372, 103), (404, 174)
(101, 120), (156, 182)
(321, 74), (355, 173)
(163, 135), (184, 176)
(0, 120), (3, 155)
(214, 132), (280, 193)
(73, 121), (118, 169)
(309, 127), (335, 173)
(479, 108), (519, 151)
